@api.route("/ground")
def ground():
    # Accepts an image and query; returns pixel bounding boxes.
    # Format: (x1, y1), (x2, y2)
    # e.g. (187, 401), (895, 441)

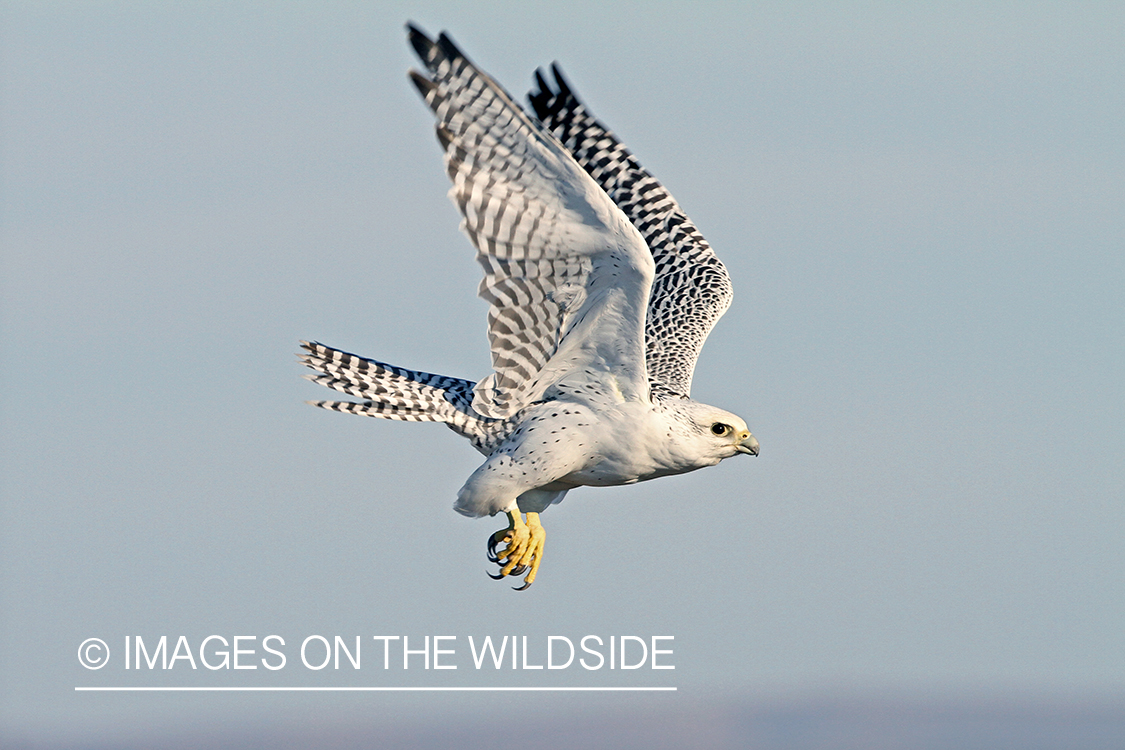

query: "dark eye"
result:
(711, 423), (732, 437)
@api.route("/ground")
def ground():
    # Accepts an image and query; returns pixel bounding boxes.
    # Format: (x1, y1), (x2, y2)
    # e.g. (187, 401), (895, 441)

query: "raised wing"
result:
(408, 26), (655, 419)
(529, 65), (733, 399)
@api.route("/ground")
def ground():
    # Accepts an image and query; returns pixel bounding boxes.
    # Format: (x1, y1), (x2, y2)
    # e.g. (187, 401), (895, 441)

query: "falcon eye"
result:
(711, 423), (733, 437)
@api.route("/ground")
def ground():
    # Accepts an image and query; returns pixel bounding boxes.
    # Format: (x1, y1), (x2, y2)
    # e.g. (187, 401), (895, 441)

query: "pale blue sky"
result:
(2, 2), (1123, 747)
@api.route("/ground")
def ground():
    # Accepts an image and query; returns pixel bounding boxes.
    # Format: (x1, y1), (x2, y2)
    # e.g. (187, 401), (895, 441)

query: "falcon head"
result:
(676, 402), (759, 463)
(710, 418), (760, 457)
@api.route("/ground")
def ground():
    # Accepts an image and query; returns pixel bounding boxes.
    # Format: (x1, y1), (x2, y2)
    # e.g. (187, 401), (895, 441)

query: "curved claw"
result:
(487, 529), (514, 564)
(485, 510), (545, 590)
(512, 580), (533, 591)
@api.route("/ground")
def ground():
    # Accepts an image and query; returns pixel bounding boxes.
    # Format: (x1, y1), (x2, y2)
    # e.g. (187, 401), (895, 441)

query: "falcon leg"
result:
(487, 510), (545, 590)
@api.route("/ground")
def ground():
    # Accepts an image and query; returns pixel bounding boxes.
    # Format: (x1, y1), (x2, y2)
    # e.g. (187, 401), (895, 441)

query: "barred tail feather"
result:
(299, 341), (485, 435)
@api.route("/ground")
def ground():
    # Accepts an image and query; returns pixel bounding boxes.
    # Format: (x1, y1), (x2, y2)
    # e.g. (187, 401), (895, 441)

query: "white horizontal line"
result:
(75, 686), (676, 692)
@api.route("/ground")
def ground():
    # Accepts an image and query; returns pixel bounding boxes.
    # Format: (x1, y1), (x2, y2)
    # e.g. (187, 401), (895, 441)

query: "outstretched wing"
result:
(408, 26), (654, 419)
(529, 65), (733, 399)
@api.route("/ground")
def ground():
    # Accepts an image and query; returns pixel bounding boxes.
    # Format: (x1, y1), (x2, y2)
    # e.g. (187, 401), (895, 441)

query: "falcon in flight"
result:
(301, 25), (759, 589)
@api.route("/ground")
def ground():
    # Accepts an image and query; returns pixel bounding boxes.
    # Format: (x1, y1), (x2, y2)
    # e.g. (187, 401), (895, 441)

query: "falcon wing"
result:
(408, 26), (655, 419)
(529, 65), (733, 399)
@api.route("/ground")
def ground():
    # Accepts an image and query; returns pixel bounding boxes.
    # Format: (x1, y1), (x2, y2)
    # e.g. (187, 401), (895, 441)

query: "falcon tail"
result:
(299, 341), (483, 436)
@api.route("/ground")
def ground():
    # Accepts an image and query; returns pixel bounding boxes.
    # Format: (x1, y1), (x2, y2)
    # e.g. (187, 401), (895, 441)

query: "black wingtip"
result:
(527, 62), (582, 121)
(534, 68), (550, 93)
(405, 22), (434, 60)
(528, 68), (551, 119)
(435, 31), (464, 63)
(551, 62), (574, 99)
(408, 69), (435, 98)
(407, 25), (470, 72)
(434, 124), (453, 151)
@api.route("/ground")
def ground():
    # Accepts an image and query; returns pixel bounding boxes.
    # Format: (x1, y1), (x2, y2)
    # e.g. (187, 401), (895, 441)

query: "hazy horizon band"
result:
(75, 686), (678, 692)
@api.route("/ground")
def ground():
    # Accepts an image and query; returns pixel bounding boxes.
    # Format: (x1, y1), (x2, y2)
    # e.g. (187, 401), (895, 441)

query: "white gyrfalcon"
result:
(301, 25), (759, 589)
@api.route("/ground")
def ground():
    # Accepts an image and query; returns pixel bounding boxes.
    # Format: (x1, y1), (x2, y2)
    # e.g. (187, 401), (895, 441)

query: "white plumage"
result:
(301, 25), (758, 588)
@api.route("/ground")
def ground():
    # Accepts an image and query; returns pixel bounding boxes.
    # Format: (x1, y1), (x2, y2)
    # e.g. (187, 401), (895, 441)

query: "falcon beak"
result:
(735, 433), (759, 456)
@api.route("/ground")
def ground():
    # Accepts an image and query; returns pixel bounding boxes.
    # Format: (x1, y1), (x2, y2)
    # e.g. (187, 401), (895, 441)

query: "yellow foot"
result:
(487, 510), (545, 590)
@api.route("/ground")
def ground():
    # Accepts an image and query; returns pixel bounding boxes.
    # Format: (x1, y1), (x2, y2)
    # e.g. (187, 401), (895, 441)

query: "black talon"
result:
(487, 570), (506, 580)
(487, 533), (509, 563)
(509, 563), (527, 576)
(512, 580), (533, 591)
(488, 532), (515, 562)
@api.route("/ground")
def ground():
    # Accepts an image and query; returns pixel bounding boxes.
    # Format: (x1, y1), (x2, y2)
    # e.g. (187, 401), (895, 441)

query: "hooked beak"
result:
(735, 433), (760, 456)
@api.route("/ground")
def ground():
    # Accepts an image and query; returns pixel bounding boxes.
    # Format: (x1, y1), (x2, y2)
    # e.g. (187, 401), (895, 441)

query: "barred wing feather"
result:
(408, 26), (654, 419)
(529, 65), (733, 399)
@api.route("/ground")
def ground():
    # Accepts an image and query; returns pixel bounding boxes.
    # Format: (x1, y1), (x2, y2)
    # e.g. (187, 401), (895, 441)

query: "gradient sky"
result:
(2, 2), (1123, 746)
